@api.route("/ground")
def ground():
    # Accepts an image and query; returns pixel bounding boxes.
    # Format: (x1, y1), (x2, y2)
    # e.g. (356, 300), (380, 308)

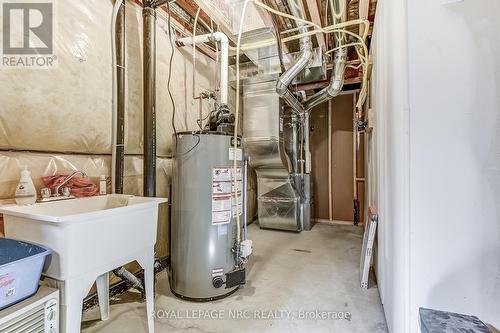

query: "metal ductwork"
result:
(275, 0), (312, 115)
(304, 48), (347, 110)
(275, 0), (347, 114)
(242, 0), (318, 232)
(303, 0), (347, 111)
(243, 76), (307, 232)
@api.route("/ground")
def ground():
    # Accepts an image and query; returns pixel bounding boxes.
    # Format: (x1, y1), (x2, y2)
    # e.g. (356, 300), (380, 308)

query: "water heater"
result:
(170, 131), (246, 301)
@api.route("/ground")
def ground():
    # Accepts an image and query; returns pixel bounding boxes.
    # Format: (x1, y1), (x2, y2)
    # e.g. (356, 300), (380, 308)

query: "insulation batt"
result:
(0, 1), (219, 155)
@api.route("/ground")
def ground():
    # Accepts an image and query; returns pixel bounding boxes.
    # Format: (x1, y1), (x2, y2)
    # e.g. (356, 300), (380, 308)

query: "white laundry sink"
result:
(0, 194), (166, 333)
(0, 194), (166, 280)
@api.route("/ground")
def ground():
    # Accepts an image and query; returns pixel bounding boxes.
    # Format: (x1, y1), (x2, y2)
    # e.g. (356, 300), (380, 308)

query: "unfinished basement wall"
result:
(311, 94), (364, 223)
(0, 1), (256, 253)
(370, 0), (500, 331)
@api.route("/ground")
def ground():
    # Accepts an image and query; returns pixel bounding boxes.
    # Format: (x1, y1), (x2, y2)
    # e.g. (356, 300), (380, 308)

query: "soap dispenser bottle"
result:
(14, 166), (37, 205)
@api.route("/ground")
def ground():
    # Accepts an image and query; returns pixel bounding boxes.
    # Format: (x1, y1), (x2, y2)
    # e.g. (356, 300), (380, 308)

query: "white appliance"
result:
(0, 287), (59, 333)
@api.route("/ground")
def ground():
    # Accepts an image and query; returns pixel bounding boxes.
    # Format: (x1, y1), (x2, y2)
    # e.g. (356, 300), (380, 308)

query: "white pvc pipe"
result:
(177, 32), (229, 105)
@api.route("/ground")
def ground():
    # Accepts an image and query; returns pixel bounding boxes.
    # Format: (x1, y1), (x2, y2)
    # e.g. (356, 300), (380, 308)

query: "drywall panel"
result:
(371, 0), (500, 332)
(407, 0), (500, 330)
(369, 0), (411, 331)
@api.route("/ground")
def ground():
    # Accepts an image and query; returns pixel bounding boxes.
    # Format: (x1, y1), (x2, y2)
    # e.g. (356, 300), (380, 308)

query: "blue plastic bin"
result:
(0, 238), (52, 310)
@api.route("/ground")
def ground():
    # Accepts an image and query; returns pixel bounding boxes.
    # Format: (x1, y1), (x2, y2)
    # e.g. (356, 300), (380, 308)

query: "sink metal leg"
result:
(96, 272), (110, 321)
(136, 247), (155, 333)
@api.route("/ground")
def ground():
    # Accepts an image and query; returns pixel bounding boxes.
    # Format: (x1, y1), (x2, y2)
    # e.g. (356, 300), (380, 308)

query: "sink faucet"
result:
(54, 171), (87, 196)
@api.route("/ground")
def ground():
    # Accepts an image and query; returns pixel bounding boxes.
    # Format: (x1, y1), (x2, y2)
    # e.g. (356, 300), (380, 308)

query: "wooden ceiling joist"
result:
(170, 0), (212, 32)
(133, 0), (216, 60)
(303, 0), (326, 51)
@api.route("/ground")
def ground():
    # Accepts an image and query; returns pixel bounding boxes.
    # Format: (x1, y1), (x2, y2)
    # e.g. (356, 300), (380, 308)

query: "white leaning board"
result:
(360, 215), (378, 289)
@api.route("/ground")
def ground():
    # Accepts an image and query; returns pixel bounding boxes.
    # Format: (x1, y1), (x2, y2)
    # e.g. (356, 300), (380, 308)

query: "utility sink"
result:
(0, 194), (166, 279)
(0, 194), (166, 333)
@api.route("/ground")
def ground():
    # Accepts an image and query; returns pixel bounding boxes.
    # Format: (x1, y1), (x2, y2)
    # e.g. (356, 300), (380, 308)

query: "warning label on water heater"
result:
(212, 167), (243, 225)
(212, 194), (231, 211)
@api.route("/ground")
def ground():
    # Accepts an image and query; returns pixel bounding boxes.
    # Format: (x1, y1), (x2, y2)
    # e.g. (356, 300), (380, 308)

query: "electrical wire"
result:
(234, 0), (252, 244)
(230, 1), (370, 108)
(192, 7), (200, 100)
(166, 1), (179, 153)
(232, 20), (369, 51)
(176, 133), (201, 156)
(330, 0), (345, 20)
(271, 14), (286, 73)
(251, 0), (369, 108)
(212, 20), (220, 98)
(196, 107), (217, 129)
(192, 9), (219, 130)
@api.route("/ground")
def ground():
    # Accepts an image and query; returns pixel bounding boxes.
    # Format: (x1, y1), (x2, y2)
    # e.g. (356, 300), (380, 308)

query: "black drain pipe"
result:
(112, 0), (143, 291)
(115, 0), (126, 194)
(108, 0), (146, 292)
(143, 0), (156, 197)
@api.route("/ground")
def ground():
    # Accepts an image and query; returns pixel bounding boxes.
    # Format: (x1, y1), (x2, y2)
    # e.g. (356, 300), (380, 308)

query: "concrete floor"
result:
(81, 223), (387, 333)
